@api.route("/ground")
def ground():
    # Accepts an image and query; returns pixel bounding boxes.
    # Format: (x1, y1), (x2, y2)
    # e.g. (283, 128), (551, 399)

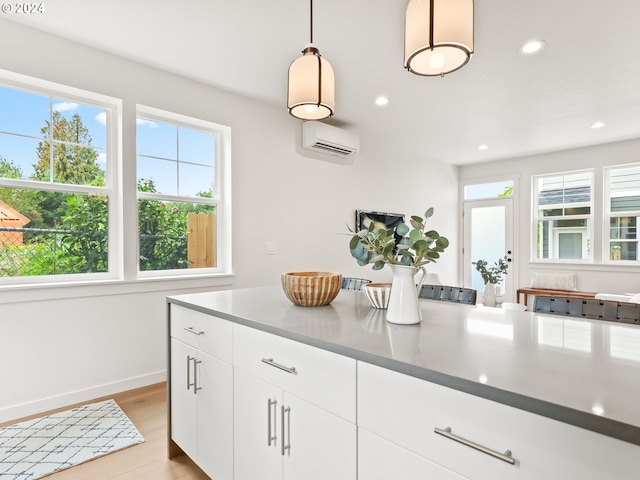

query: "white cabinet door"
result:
(170, 338), (198, 458)
(283, 392), (356, 480)
(197, 350), (233, 480)
(359, 428), (469, 480)
(234, 369), (357, 480)
(234, 369), (282, 480)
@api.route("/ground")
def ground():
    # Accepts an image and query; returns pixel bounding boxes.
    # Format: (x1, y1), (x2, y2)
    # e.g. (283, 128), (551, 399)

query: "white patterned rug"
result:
(0, 399), (144, 480)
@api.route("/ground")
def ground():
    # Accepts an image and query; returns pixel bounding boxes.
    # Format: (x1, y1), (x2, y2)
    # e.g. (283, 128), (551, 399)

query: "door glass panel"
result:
(470, 205), (505, 293)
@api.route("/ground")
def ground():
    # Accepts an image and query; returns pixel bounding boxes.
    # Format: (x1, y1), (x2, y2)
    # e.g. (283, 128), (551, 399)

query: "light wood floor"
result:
(1, 382), (210, 480)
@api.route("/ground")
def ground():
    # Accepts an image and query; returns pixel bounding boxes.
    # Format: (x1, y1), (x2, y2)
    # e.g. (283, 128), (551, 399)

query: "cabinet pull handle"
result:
(184, 326), (204, 336)
(186, 355), (195, 391)
(281, 406), (291, 456)
(193, 359), (202, 394)
(434, 427), (515, 465)
(261, 358), (297, 374)
(267, 398), (277, 446)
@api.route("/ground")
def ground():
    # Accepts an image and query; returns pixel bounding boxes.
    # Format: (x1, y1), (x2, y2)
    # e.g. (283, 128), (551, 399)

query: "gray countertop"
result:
(168, 285), (640, 446)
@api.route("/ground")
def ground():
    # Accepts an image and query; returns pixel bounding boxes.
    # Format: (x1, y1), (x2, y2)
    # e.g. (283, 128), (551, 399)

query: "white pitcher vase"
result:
(386, 264), (426, 325)
(483, 283), (497, 307)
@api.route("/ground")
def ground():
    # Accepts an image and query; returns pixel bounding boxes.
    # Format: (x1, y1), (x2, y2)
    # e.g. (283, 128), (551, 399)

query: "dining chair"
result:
(533, 295), (640, 325)
(419, 285), (477, 305)
(341, 277), (372, 291)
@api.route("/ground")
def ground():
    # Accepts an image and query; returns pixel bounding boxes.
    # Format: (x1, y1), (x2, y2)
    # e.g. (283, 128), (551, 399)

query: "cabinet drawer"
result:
(170, 304), (232, 362)
(358, 361), (639, 480)
(359, 428), (468, 480)
(233, 323), (356, 423)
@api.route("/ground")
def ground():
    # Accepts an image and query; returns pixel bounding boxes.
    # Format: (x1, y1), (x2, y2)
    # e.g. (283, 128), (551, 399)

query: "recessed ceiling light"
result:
(478, 144), (489, 150)
(592, 405), (604, 416)
(591, 121), (606, 129)
(375, 96), (389, 106)
(520, 40), (546, 54)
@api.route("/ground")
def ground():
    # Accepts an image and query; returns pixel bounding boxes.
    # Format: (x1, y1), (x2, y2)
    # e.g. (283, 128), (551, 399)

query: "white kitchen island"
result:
(167, 286), (640, 480)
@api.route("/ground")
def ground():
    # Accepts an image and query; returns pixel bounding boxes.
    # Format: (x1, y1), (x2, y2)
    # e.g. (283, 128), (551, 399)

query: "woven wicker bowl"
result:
(281, 271), (342, 307)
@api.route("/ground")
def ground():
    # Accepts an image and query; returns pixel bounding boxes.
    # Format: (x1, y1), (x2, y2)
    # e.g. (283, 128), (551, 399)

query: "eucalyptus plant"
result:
(472, 256), (509, 285)
(349, 207), (449, 270)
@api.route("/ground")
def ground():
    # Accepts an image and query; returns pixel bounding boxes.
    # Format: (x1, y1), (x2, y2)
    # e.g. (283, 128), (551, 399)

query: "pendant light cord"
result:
(309, 0), (313, 44)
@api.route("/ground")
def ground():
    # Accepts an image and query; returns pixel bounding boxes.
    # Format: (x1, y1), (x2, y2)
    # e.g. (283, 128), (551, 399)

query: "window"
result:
(533, 171), (593, 261)
(136, 106), (230, 275)
(463, 180), (513, 200)
(605, 164), (640, 263)
(0, 79), (118, 283)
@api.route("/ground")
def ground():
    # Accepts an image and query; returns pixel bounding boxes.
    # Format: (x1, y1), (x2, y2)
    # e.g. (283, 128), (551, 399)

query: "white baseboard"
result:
(0, 370), (167, 424)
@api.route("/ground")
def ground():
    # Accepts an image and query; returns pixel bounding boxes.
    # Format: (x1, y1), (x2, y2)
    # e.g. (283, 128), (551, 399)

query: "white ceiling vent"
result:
(302, 121), (360, 157)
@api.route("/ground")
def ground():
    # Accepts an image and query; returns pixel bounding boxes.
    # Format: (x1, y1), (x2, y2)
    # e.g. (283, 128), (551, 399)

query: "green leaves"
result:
(472, 256), (509, 284)
(348, 207), (449, 270)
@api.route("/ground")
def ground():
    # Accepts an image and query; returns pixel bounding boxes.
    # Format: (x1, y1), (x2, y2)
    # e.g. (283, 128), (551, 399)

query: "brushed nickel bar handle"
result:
(434, 427), (516, 465)
(193, 359), (202, 394)
(184, 326), (204, 336)
(186, 355), (195, 390)
(262, 358), (297, 374)
(267, 398), (277, 446)
(281, 405), (291, 456)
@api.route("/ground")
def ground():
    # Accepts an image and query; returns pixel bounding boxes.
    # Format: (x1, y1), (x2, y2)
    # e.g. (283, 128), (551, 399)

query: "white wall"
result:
(0, 20), (459, 422)
(459, 138), (640, 295)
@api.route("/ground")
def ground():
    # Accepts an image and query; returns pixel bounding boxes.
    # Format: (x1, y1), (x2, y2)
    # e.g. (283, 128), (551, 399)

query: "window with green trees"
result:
(0, 78), (230, 284)
(0, 84), (114, 280)
(136, 106), (224, 274)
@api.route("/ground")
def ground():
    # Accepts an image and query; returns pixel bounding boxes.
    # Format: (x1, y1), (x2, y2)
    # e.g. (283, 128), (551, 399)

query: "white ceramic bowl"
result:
(362, 282), (392, 309)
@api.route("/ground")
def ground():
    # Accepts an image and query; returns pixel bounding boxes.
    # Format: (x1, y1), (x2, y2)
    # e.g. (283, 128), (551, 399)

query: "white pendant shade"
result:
(288, 46), (335, 120)
(404, 0), (474, 76)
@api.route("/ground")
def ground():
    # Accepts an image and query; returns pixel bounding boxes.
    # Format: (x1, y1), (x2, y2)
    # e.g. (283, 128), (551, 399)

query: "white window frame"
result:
(604, 163), (640, 265)
(135, 105), (231, 279)
(0, 69), (122, 286)
(532, 169), (594, 263)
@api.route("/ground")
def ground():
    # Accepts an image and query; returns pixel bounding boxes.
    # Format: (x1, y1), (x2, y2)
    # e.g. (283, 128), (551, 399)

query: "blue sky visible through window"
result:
(0, 86), (107, 181)
(0, 86), (214, 197)
(136, 118), (215, 197)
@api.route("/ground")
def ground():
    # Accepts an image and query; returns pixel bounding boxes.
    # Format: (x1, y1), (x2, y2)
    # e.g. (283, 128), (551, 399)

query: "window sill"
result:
(0, 273), (236, 305)
(528, 261), (640, 273)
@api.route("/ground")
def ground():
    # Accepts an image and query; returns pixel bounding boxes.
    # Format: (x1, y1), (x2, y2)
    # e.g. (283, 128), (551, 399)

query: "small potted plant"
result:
(472, 256), (509, 306)
(349, 207), (449, 324)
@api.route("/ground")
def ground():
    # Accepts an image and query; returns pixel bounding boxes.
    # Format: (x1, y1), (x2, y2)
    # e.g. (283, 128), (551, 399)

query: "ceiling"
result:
(7, 0), (640, 165)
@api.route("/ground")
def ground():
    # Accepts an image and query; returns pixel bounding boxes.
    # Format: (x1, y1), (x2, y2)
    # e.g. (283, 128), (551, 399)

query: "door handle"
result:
(267, 398), (277, 446)
(281, 406), (291, 455)
(193, 359), (202, 394)
(434, 426), (515, 465)
(186, 355), (195, 391)
(262, 358), (297, 374)
(184, 326), (205, 336)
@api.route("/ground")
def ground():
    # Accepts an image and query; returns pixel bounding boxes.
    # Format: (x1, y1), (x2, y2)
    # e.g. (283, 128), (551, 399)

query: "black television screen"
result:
(355, 210), (405, 233)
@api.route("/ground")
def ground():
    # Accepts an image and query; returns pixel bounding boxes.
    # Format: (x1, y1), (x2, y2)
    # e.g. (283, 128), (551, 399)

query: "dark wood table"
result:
(516, 287), (596, 308)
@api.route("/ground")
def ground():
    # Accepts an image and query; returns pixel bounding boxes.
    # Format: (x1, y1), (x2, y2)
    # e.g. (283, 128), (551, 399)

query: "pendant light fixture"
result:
(404, 0), (474, 77)
(287, 0), (335, 120)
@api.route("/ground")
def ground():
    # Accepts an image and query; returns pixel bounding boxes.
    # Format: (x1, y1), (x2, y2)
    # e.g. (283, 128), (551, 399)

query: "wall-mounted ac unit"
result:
(302, 121), (360, 157)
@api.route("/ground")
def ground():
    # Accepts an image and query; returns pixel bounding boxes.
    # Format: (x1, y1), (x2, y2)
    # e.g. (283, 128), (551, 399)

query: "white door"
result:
(463, 198), (514, 302)
(197, 351), (234, 480)
(283, 393), (357, 480)
(170, 338), (198, 459)
(234, 369), (282, 480)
